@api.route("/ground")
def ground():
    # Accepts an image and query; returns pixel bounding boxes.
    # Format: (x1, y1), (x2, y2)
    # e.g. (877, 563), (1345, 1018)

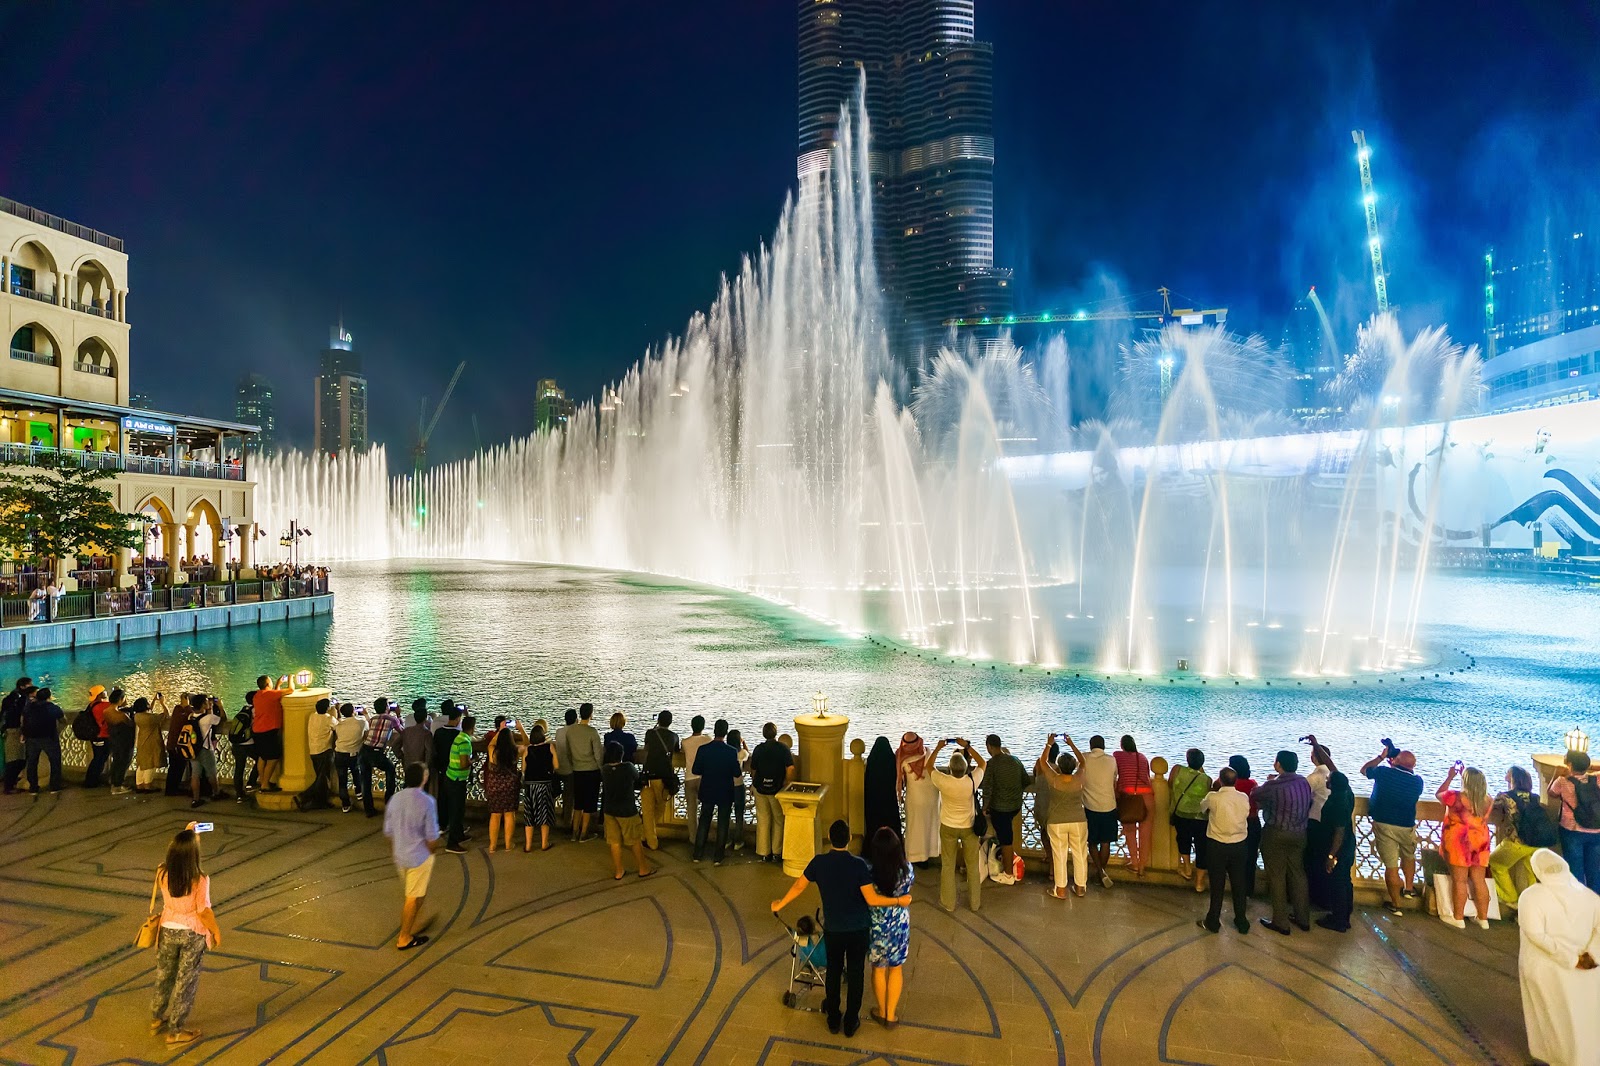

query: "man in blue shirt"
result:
(772, 820), (911, 1038)
(691, 718), (741, 865)
(383, 762), (441, 950)
(1361, 745), (1425, 917)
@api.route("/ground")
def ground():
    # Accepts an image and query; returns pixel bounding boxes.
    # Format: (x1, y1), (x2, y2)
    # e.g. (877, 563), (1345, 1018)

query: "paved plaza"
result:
(2, 789), (1530, 1065)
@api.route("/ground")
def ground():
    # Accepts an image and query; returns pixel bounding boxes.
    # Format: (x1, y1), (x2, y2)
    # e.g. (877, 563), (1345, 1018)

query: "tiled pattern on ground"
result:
(0, 789), (1528, 1065)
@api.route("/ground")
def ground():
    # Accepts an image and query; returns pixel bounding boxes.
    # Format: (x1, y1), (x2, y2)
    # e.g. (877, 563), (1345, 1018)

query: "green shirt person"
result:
(447, 730), (473, 783)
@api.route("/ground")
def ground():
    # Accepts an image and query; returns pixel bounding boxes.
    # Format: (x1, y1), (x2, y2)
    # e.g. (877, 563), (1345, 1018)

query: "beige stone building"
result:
(2, 196), (260, 587)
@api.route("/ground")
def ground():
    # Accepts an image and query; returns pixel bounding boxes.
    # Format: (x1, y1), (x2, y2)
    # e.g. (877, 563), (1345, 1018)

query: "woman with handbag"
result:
(1167, 749), (1212, 889)
(144, 824), (221, 1046)
(1114, 735), (1153, 876)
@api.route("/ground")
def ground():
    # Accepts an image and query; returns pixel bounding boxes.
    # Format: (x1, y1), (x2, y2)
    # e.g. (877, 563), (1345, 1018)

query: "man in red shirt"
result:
(82, 684), (112, 788)
(251, 674), (289, 792)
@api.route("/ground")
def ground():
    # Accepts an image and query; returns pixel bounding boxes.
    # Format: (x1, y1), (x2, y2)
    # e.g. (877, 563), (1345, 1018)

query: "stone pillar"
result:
(161, 523), (181, 581)
(844, 738), (866, 844)
(238, 523), (254, 569)
(115, 545), (134, 589)
(256, 687), (332, 811)
(1532, 753), (1568, 818)
(1149, 756), (1176, 872)
(184, 523), (198, 564)
(779, 784), (828, 877)
(793, 706), (850, 837)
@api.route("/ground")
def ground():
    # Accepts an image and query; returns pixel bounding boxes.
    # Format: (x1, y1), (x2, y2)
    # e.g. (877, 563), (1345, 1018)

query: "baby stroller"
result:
(775, 910), (827, 1010)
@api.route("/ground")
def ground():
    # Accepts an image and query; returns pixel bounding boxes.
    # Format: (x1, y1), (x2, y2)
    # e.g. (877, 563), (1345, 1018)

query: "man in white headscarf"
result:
(1518, 848), (1599, 1066)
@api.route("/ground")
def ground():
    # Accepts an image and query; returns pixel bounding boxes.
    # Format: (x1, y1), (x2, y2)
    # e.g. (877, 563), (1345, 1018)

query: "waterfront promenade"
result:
(1, 787), (1527, 1065)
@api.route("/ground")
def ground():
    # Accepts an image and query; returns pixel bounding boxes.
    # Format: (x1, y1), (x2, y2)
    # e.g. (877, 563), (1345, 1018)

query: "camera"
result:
(1381, 737), (1400, 759)
(194, 822), (214, 833)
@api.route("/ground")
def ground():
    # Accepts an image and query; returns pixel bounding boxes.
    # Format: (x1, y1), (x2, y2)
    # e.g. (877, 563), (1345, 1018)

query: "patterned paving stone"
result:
(0, 788), (1529, 1065)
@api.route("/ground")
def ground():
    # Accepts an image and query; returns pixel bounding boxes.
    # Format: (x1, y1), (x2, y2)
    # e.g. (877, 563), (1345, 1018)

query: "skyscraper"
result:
(314, 324), (368, 456)
(235, 372), (278, 455)
(798, 0), (1009, 363)
(534, 378), (574, 432)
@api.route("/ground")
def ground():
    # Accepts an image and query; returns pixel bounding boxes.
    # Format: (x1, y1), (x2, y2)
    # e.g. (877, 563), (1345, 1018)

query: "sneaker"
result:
(190, 798), (205, 808)
(713, 860), (723, 867)
(445, 844), (467, 854)
(341, 804), (352, 813)
(1441, 914), (1466, 929)
(1401, 888), (1417, 900)
(234, 795), (245, 803)
(1475, 918), (1490, 930)
(1386, 905), (1404, 918)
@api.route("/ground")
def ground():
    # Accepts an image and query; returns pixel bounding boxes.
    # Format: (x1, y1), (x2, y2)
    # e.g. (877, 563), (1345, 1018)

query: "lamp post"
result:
(811, 691), (830, 719)
(280, 520), (312, 594)
(134, 515), (159, 612)
(1566, 727), (1590, 757)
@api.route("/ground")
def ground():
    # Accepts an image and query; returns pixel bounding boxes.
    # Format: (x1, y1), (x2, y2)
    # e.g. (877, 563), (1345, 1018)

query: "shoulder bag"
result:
(970, 776), (987, 838)
(135, 870), (161, 949)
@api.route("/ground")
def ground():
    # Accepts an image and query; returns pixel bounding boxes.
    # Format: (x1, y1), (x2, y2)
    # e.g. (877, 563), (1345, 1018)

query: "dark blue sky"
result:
(5, 2), (1596, 460)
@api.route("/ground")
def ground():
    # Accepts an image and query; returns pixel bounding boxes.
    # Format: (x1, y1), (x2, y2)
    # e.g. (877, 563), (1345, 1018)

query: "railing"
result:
(70, 300), (109, 318)
(9, 347), (58, 367)
(0, 574), (327, 627)
(0, 441), (243, 482)
(1, 196), (125, 252)
(73, 361), (114, 377)
(9, 284), (57, 305)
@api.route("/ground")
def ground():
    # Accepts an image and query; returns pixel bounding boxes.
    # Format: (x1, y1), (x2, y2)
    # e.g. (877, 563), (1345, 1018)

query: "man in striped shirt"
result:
(361, 698), (403, 817)
(1253, 748), (1312, 935)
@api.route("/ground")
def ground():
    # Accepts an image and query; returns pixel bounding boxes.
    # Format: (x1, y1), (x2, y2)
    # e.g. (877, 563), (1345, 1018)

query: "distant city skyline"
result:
(6, 3), (1596, 458)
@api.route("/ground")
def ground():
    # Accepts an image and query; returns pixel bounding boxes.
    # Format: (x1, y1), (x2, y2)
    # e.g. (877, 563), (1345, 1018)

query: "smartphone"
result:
(194, 822), (214, 833)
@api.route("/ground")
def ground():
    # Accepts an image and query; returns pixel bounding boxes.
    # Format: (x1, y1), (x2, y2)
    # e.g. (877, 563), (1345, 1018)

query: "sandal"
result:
(165, 1029), (200, 1046)
(397, 934), (430, 951)
(639, 868), (655, 878)
(149, 1020), (166, 1035)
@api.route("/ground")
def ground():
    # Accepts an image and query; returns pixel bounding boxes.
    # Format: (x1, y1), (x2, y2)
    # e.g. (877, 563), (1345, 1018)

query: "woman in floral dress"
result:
(1437, 763), (1494, 929)
(868, 827), (914, 1029)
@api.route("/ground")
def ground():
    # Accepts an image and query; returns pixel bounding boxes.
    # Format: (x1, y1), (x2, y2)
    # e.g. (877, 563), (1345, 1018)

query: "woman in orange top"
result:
(1114, 735), (1154, 876)
(149, 825), (223, 1045)
(1436, 763), (1493, 930)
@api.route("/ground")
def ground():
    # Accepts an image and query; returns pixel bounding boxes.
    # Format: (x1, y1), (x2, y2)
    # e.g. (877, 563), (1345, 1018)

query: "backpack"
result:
(176, 722), (197, 760)
(1512, 791), (1559, 847)
(71, 706), (100, 742)
(1571, 775), (1600, 831)
(226, 709), (251, 740)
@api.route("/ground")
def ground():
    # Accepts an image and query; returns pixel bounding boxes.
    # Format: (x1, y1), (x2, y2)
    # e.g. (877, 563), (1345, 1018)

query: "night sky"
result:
(5, 2), (1596, 461)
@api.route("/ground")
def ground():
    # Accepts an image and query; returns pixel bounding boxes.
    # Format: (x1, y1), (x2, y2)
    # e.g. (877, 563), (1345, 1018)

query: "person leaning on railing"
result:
(1489, 766), (1558, 909)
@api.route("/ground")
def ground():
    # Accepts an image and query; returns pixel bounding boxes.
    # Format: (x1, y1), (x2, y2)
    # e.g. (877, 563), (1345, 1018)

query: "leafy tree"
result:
(0, 453), (143, 573)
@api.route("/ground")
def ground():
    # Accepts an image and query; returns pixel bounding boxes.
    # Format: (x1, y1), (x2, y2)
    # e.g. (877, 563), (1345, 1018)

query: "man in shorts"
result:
(1361, 745), (1424, 917)
(251, 674), (288, 792)
(1080, 735), (1120, 887)
(383, 762), (441, 950)
(981, 734), (1032, 883)
(601, 741), (653, 878)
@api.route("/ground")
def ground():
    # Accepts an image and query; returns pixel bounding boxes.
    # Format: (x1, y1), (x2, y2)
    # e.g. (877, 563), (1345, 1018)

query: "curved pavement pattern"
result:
(0, 791), (1527, 1065)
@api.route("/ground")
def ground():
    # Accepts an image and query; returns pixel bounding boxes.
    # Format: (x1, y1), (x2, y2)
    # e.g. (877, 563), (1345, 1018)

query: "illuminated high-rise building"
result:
(235, 372), (277, 455)
(798, 0), (1010, 364)
(314, 323), (368, 456)
(534, 378), (574, 432)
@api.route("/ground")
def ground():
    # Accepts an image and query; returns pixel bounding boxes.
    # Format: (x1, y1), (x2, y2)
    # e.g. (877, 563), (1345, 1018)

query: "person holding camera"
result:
(922, 737), (987, 912)
(1362, 740), (1424, 917)
(1437, 761), (1494, 929)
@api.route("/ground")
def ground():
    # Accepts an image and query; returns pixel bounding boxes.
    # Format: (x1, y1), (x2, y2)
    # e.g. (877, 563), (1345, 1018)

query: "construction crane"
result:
(412, 360), (466, 480)
(1352, 130), (1390, 313)
(943, 287), (1227, 330)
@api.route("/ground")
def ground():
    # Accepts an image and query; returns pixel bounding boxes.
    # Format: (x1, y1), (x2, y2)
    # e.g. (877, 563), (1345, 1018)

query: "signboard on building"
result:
(122, 416), (175, 436)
